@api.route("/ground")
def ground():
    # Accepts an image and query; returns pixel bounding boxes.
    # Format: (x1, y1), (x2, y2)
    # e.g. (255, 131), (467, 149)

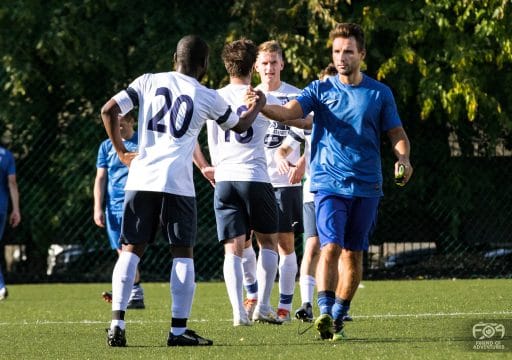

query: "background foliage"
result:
(0, 0), (510, 281)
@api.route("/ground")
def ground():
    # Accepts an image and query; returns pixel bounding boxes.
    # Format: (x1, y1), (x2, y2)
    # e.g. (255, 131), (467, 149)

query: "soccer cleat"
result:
(167, 329), (213, 346)
(233, 311), (252, 326)
(244, 298), (257, 319)
(127, 284), (145, 309)
(277, 308), (291, 323)
(0, 287), (8, 300)
(106, 326), (127, 347)
(233, 316), (253, 327)
(342, 313), (353, 322)
(102, 291), (112, 303)
(331, 319), (348, 341)
(252, 305), (283, 325)
(331, 327), (348, 341)
(315, 313), (334, 340)
(127, 298), (145, 309)
(294, 302), (314, 322)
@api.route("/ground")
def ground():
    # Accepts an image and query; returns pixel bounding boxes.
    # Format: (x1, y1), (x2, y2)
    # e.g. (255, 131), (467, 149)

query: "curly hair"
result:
(221, 39), (258, 78)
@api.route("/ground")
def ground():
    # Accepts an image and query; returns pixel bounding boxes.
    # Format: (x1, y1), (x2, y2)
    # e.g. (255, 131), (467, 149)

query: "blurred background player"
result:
(0, 145), (21, 300)
(94, 112), (145, 309)
(100, 34), (266, 347)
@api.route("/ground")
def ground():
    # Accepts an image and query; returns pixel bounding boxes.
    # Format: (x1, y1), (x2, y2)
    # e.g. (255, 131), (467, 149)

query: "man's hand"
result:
(201, 166), (216, 187)
(244, 86), (266, 108)
(118, 151), (138, 167)
(94, 209), (105, 228)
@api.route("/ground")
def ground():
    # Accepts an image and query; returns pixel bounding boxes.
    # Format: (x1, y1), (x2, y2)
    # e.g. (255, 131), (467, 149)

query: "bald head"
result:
(174, 35), (210, 80)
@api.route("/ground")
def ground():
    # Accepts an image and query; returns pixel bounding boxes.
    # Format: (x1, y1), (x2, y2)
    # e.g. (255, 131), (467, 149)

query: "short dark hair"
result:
(120, 111), (135, 123)
(329, 23), (365, 52)
(175, 35), (209, 69)
(222, 39), (258, 78)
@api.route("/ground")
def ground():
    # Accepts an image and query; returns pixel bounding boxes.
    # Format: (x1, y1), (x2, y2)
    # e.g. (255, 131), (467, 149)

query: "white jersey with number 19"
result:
(208, 83), (280, 183)
(112, 71), (239, 197)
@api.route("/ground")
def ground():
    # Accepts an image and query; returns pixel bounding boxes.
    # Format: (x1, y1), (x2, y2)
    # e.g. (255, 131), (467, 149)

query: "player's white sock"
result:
(300, 274), (316, 304)
(110, 319), (125, 330)
(223, 253), (244, 318)
(278, 252), (297, 311)
(256, 248), (278, 308)
(170, 257), (196, 336)
(112, 251), (140, 312)
(242, 246), (258, 299)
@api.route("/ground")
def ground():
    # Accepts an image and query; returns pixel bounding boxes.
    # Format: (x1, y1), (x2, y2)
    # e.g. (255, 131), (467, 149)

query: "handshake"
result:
(244, 86), (267, 110)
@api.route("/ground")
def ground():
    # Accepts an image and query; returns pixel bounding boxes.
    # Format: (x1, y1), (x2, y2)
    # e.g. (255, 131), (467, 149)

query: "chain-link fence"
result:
(1, 117), (511, 284)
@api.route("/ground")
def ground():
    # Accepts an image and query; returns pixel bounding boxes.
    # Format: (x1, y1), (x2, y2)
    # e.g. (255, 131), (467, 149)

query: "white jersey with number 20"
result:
(113, 71), (239, 196)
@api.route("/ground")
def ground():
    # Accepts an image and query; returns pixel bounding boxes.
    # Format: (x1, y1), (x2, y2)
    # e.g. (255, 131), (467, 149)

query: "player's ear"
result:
(173, 53), (177, 69)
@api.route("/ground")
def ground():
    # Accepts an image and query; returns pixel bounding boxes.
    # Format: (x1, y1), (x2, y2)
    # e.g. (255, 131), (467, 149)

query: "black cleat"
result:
(167, 329), (213, 346)
(127, 298), (145, 309)
(106, 326), (127, 347)
(294, 302), (314, 322)
(342, 313), (353, 321)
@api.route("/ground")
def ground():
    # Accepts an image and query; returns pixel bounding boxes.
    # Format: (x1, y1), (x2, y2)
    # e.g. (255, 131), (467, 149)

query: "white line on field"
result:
(1, 310), (511, 326)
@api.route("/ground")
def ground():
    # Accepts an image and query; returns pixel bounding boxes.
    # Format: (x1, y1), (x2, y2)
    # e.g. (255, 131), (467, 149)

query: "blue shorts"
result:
(105, 209), (122, 250)
(274, 186), (303, 233)
(214, 181), (278, 242)
(314, 191), (379, 251)
(121, 190), (197, 247)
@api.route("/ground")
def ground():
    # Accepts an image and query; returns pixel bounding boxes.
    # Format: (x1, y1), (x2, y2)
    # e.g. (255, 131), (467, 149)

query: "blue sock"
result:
(332, 297), (351, 322)
(245, 281), (258, 295)
(317, 291), (335, 315)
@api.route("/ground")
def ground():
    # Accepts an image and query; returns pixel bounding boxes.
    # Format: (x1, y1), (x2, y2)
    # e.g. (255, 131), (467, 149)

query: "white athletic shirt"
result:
(112, 71), (239, 196)
(208, 83), (280, 182)
(257, 81), (303, 188)
(282, 128), (314, 203)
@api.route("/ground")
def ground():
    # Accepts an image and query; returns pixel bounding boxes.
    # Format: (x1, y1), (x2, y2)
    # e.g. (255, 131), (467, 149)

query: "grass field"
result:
(0, 279), (510, 359)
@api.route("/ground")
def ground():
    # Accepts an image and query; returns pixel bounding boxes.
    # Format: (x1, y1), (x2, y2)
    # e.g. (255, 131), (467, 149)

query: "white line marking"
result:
(1, 310), (510, 326)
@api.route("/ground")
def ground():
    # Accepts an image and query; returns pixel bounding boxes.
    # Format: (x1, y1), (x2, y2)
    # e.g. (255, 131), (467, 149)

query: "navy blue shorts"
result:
(0, 212), (6, 241)
(121, 190), (197, 247)
(214, 181), (278, 242)
(314, 190), (379, 251)
(274, 186), (303, 233)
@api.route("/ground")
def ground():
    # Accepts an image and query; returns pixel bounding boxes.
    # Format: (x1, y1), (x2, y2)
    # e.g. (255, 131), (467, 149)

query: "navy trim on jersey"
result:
(216, 106), (233, 125)
(126, 87), (139, 107)
(289, 130), (305, 143)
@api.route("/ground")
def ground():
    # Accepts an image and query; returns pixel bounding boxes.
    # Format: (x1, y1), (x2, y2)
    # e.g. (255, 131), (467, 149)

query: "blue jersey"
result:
(0, 147), (16, 214)
(96, 133), (138, 212)
(297, 74), (402, 197)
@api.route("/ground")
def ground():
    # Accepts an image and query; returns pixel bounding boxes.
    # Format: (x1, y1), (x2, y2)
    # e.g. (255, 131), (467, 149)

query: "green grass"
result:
(0, 279), (510, 359)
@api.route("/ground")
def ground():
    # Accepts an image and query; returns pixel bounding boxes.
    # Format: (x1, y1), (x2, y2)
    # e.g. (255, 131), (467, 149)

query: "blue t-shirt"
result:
(297, 74), (402, 197)
(0, 147), (16, 213)
(96, 133), (138, 212)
